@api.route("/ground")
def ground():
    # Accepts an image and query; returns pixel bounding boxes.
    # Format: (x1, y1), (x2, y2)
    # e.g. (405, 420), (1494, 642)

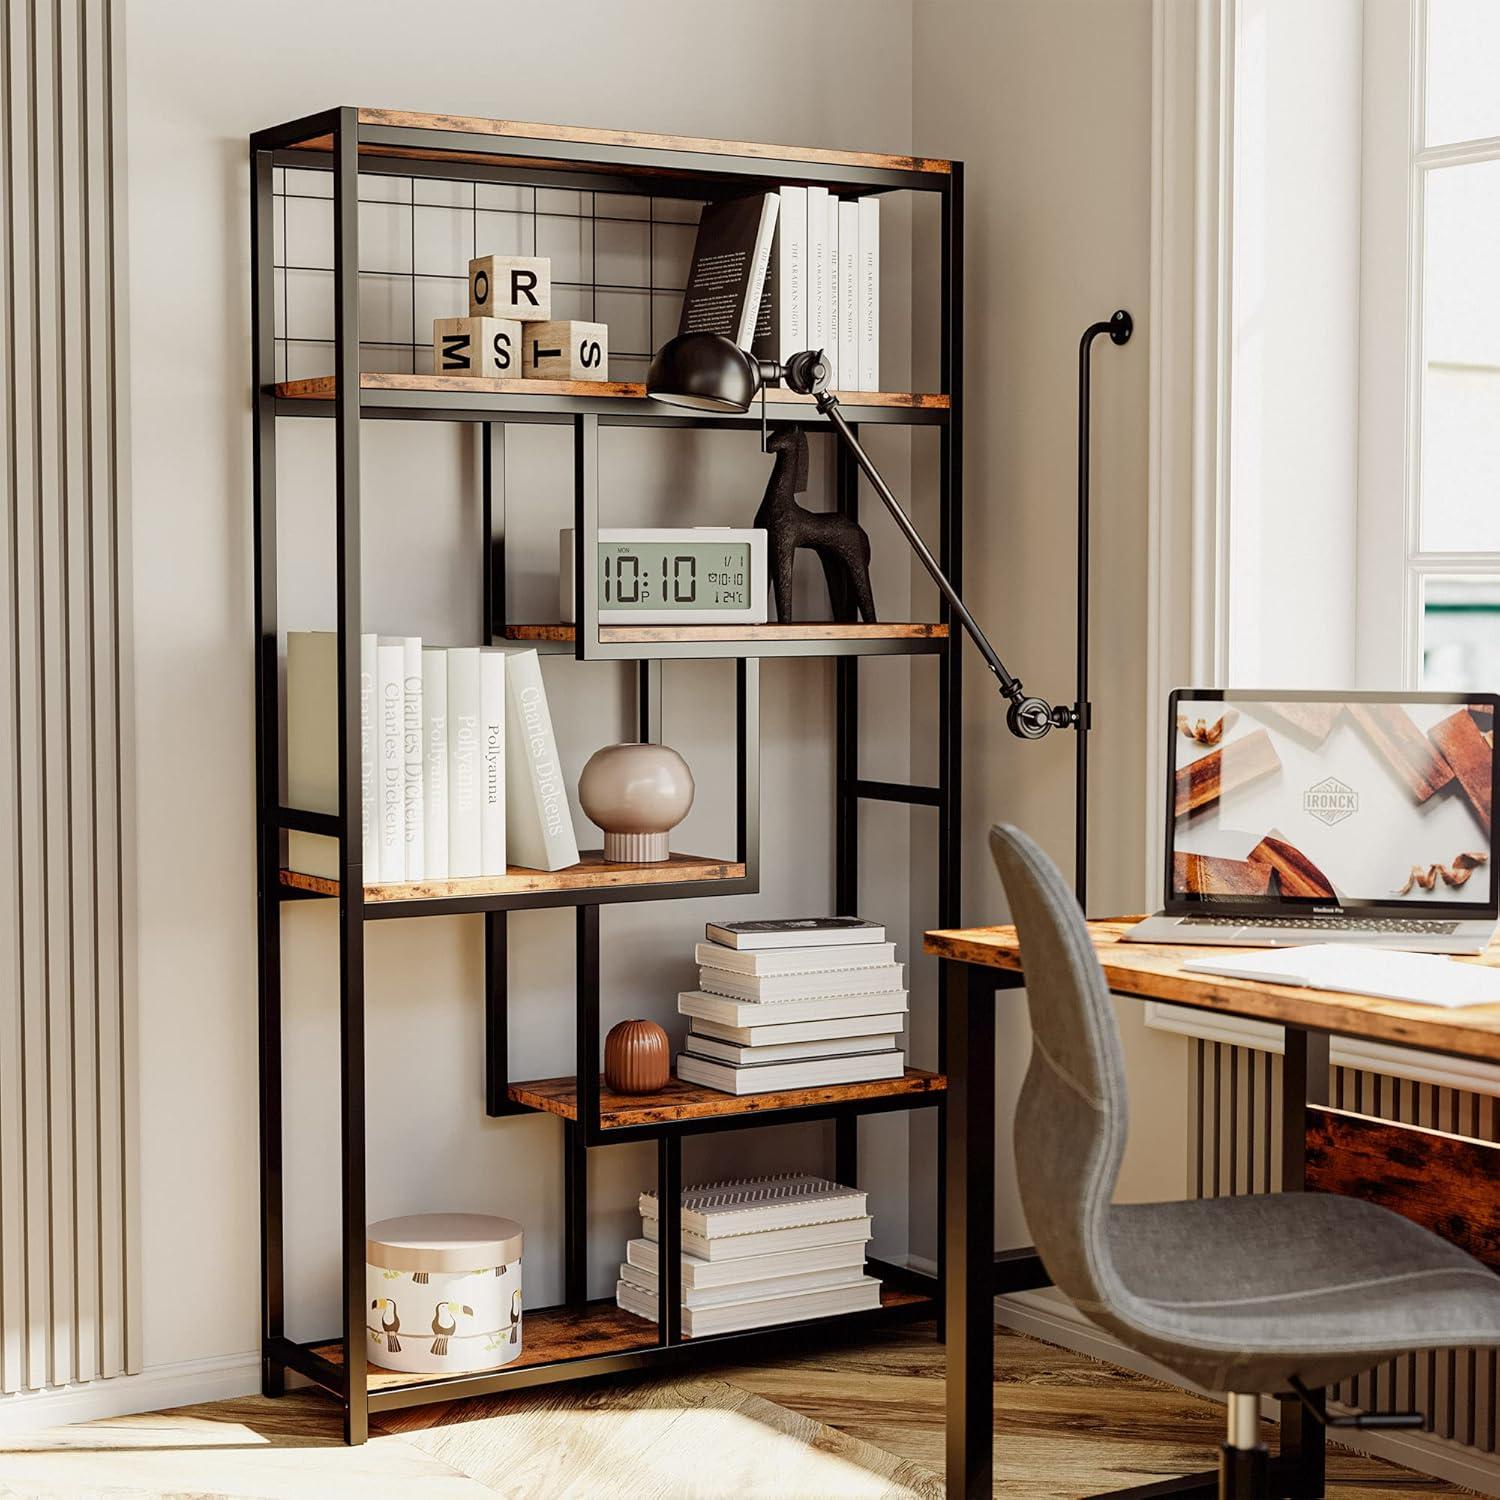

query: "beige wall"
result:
(122, 0), (1180, 1386)
(909, 0), (1189, 1261)
(125, 0), (919, 1373)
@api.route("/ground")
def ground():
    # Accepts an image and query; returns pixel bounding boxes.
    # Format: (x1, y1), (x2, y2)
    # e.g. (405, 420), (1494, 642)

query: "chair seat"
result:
(1097, 1192), (1500, 1393)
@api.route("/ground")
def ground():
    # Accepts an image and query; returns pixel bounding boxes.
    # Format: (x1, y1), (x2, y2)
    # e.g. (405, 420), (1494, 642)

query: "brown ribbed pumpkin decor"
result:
(604, 1019), (671, 1094)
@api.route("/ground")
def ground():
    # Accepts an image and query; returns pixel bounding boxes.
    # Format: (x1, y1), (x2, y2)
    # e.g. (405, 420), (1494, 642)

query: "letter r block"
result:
(521, 320), (609, 382)
(469, 255), (551, 321)
(432, 317), (523, 377)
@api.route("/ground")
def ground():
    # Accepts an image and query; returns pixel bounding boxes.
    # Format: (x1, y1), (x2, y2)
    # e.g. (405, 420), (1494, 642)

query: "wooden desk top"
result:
(924, 918), (1500, 1065)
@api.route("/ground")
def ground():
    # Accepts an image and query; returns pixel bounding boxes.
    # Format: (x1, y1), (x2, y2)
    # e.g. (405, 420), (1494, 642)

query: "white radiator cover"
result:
(0, 0), (139, 1397)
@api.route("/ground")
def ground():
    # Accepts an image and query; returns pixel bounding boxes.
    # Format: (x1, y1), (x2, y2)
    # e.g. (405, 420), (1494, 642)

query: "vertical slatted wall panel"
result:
(1191, 1043), (1499, 1455)
(0, 0), (136, 1397)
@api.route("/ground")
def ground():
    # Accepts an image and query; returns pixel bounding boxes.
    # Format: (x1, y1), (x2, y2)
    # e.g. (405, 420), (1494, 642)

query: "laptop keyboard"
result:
(1179, 914), (1462, 936)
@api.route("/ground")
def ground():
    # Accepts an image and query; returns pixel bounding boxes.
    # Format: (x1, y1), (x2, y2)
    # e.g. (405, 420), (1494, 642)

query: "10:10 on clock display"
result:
(601, 542), (750, 611)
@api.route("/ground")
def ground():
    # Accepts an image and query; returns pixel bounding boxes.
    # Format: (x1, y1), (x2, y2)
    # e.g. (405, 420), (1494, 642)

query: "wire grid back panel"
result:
(269, 167), (704, 384)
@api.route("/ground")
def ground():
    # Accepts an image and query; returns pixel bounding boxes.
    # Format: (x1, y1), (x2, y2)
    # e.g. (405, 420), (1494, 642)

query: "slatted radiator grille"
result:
(1191, 1041), (1499, 1452)
(0, 0), (137, 1396)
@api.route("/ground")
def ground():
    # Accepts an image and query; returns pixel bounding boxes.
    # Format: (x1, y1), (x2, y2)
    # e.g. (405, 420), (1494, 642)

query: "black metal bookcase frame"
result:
(251, 106), (965, 1444)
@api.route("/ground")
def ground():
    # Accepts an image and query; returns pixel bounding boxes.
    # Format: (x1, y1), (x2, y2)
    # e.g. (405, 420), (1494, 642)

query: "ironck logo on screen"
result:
(1303, 776), (1359, 827)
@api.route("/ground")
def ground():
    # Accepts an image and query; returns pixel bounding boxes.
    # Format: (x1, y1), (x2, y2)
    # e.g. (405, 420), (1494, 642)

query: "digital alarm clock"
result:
(559, 528), (768, 625)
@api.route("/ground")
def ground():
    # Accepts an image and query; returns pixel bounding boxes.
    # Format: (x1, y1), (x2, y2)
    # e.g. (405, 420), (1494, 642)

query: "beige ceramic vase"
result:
(604, 1019), (671, 1094)
(578, 742), (695, 863)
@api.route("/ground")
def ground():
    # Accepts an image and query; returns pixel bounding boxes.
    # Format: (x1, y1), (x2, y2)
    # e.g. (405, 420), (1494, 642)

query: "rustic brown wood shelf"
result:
(283, 106), (954, 179)
(504, 622), (949, 645)
(508, 1068), (946, 1133)
(270, 374), (950, 428)
(307, 1287), (932, 1399)
(280, 851), (747, 912)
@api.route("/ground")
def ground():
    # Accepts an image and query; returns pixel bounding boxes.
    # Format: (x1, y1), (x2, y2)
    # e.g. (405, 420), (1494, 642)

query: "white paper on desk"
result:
(1182, 944), (1500, 1009)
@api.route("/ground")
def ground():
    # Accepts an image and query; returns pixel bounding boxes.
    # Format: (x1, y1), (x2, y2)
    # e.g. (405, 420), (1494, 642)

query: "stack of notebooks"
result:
(674, 918), (906, 1095)
(615, 1175), (881, 1337)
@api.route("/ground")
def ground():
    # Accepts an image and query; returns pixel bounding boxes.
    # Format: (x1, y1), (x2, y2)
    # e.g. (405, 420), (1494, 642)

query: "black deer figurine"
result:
(753, 425), (877, 624)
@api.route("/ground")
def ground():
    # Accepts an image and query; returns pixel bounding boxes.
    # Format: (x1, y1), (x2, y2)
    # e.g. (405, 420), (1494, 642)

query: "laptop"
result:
(1126, 689), (1499, 954)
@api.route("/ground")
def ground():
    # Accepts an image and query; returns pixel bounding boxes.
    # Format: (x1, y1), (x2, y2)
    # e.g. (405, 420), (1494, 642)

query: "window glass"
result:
(1425, 0), (1500, 147)
(1420, 160), (1500, 550)
(1423, 576), (1500, 688)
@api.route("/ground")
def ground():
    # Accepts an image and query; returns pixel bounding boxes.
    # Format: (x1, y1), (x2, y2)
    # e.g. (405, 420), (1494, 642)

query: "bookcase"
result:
(251, 107), (963, 1444)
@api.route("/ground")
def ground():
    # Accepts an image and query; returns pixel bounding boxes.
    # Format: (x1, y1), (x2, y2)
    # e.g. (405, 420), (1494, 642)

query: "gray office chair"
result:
(990, 822), (1500, 1500)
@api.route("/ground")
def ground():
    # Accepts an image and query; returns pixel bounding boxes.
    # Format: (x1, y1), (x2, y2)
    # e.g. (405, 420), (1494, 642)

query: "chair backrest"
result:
(989, 823), (1128, 1314)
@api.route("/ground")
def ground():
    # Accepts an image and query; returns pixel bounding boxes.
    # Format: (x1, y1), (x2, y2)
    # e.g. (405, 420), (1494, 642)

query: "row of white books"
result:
(287, 636), (581, 884)
(674, 918), (906, 1095)
(679, 189), (880, 390)
(615, 1175), (880, 1338)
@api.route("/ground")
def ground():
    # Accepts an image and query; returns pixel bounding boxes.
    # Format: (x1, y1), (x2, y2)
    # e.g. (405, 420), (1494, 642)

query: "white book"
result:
(705, 918), (886, 950)
(446, 648), (482, 879)
(360, 633), (378, 875)
(678, 989), (908, 1029)
(698, 965), (905, 1003)
(398, 636), (423, 882)
(676, 1049), (903, 1095)
(642, 1214), (874, 1262)
(479, 650), (506, 876)
(625, 1235), (867, 1290)
(421, 648), (448, 880)
(738, 193), (781, 350)
(638, 1175), (866, 1239)
(694, 940), (898, 977)
(805, 185), (830, 362)
(777, 185), (806, 364)
(376, 641), (406, 883)
(617, 1275), (881, 1336)
(286, 631), (337, 879)
(688, 1011), (906, 1047)
(838, 200), (858, 392)
(857, 196), (880, 391)
(501, 647), (580, 871)
(685, 1031), (897, 1066)
(825, 191), (841, 386)
(620, 1261), (868, 1310)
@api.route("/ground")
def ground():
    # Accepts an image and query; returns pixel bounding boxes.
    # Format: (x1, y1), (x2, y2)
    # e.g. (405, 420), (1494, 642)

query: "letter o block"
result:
(521, 320), (609, 382)
(469, 255), (551, 321)
(432, 317), (523, 378)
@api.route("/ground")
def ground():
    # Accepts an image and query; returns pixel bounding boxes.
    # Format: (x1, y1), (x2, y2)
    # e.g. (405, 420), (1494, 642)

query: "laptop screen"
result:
(1165, 691), (1499, 915)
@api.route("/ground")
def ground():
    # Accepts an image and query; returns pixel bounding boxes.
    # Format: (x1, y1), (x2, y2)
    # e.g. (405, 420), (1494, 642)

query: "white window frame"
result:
(1357, 0), (1500, 689)
(1144, 0), (1500, 1095)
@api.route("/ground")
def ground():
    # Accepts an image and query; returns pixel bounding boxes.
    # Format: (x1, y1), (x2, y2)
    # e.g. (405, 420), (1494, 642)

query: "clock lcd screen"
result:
(599, 541), (752, 611)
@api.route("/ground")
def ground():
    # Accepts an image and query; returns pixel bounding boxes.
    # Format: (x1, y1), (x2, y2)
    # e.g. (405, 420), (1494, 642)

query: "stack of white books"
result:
(286, 637), (580, 884)
(615, 1175), (881, 1337)
(674, 918), (906, 1095)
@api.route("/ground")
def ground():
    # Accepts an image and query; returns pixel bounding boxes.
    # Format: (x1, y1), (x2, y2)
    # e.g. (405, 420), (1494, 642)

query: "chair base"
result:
(1091, 1453), (1283, 1500)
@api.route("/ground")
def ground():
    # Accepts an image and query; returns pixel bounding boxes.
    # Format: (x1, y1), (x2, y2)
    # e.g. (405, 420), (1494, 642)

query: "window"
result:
(1408, 2), (1500, 686)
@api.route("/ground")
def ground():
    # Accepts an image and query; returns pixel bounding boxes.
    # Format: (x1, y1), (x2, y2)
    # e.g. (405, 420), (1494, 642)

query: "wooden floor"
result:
(0, 1324), (1472, 1498)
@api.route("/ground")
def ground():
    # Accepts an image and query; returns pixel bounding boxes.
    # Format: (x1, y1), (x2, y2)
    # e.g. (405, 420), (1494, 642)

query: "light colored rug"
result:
(0, 1374), (943, 1500)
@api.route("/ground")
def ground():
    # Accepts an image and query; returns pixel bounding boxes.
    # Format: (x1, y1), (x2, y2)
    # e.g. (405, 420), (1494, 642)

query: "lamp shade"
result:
(645, 332), (760, 412)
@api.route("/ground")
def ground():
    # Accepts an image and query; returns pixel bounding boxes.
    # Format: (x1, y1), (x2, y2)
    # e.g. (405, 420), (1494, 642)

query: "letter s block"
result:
(521, 320), (609, 382)
(432, 317), (522, 377)
(469, 255), (551, 321)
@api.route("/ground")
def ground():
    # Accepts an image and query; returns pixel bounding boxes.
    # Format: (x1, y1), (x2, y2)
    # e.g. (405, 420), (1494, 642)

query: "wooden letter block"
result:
(521, 320), (609, 382)
(469, 255), (551, 321)
(432, 317), (522, 378)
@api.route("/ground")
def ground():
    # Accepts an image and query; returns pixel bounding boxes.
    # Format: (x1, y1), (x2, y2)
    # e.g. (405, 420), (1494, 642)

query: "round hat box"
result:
(366, 1213), (523, 1375)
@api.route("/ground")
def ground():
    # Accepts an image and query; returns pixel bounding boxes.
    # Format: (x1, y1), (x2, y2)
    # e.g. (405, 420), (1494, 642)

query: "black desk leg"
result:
(1280, 1026), (1330, 1498)
(945, 960), (997, 1500)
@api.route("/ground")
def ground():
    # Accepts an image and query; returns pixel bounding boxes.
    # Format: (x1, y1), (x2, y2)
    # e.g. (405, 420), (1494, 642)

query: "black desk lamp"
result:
(648, 320), (1133, 908)
(648, 330), (1101, 741)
